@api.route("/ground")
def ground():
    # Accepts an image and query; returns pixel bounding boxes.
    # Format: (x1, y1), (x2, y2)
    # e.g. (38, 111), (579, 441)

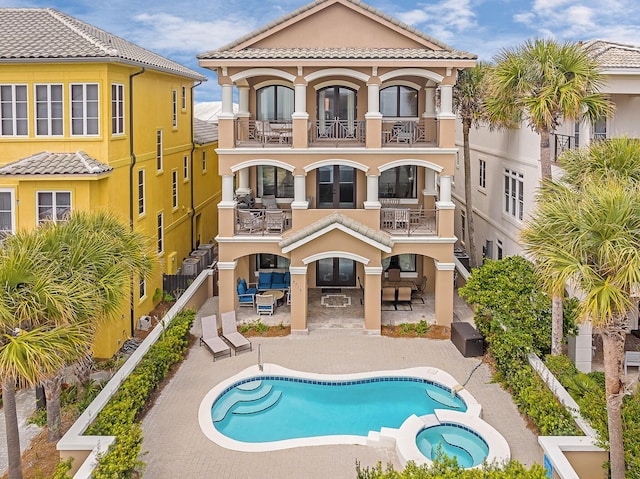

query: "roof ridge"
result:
(47, 9), (117, 57)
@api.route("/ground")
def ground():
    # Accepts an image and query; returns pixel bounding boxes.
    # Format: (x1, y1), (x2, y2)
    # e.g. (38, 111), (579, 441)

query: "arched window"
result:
(379, 166), (417, 198)
(256, 85), (294, 121)
(380, 86), (418, 117)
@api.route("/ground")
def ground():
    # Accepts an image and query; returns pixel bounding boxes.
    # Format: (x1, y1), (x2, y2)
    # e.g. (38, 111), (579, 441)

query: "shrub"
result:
(86, 309), (194, 478)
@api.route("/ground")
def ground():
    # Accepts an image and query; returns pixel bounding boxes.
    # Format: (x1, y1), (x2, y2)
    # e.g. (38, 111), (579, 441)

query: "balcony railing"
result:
(553, 134), (576, 161)
(309, 119), (365, 146)
(380, 207), (437, 236)
(234, 119), (293, 147)
(382, 119), (438, 147)
(235, 208), (292, 236)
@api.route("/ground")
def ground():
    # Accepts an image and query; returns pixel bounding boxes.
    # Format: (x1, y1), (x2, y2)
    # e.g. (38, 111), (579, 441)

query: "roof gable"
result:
(582, 39), (640, 70)
(204, 0), (471, 57)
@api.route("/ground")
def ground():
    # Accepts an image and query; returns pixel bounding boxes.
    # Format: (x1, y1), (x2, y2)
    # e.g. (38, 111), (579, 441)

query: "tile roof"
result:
(0, 8), (206, 80)
(0, 151), (112, 176)
(582, 39), (640, 69)
(200, 47), (475, 61)
(279, 211), (394, 250)
(193, 118), (219, 144)
(198, 0), (475, 61)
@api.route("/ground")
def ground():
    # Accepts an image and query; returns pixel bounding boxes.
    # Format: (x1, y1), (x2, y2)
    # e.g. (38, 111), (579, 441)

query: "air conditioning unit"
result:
(137, 315), (151, 331)
(182, 257), (200, 276)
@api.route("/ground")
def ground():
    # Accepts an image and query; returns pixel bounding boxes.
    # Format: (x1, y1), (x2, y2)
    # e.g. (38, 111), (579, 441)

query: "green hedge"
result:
(85, 310), (195, 479)
(459, 257), (580, 437)
(356, 457), (549, 478)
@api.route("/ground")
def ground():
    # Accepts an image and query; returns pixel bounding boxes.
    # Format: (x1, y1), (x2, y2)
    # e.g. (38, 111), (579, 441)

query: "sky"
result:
(4, 0), (640, 102)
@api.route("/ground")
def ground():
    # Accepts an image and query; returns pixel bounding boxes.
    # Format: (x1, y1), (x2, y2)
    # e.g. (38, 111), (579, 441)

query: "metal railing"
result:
(553, 133), (576, 161)
(379, 207), (437, 236)
(309, 119), (365, 146)
(235, 207), (292, 235)
(234, 119), (293, 147)
(382, 119), (437, 146)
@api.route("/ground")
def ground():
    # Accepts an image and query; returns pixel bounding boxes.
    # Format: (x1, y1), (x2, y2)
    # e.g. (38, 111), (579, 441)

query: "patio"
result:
(139, 295), (541, 478)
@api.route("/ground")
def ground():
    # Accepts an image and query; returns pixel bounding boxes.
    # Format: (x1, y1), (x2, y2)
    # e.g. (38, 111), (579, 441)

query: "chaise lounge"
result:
(199, 314), (232, 361)
(221, 311), (252, 355)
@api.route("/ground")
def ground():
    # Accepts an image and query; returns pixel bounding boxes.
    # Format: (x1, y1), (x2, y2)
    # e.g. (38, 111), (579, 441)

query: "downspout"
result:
(189, 81), (202, 250)
(128, 67), (145, 337)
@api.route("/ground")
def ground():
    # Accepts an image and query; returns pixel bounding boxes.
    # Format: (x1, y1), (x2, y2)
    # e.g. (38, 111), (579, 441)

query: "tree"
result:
(521, 168), (640, 478)
(453, 62), (490, 269)
(486, 38), (613, 356)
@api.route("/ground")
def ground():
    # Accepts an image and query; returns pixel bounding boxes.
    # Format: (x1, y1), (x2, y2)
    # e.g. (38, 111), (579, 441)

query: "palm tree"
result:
(521, 175), (640, 479)
(453, 62), (489, 269)
(486, 38), (613, 356)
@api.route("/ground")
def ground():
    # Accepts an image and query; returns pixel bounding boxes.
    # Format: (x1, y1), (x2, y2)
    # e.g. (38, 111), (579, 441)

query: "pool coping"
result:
(198, 363), (480, 453)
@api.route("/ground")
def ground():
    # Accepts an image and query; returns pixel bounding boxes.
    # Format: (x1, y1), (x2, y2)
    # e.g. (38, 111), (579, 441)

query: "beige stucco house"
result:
(197, 0), (476, 332)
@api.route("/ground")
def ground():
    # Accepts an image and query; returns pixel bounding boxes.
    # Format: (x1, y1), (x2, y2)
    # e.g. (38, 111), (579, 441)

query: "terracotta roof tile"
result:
(193, 118), (218, 144)
(582, 39), (640, 69)
(0, 151), (112, 176)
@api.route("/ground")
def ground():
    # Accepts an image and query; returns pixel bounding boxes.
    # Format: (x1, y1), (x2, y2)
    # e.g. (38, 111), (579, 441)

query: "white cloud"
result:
(394, 0), (477, 44)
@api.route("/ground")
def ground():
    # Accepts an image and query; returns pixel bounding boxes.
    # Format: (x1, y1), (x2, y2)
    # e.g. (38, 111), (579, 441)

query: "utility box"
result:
(182, 257), (200, 276)
(451, 322), (484, 357)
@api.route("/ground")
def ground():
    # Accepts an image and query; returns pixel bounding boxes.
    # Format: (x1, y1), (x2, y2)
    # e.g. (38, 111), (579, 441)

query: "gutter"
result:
(189, 81), (203, 249)
(128, 67), (146, 336)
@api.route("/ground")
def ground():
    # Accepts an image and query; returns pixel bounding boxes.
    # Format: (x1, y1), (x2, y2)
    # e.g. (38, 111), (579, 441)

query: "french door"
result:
(317, 165), (356, 209)
(317, 258), (355, 287)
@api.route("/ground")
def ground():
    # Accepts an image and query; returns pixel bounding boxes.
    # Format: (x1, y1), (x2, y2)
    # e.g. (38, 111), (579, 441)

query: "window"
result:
(172, 170), (178, 209)
(156, 130), (163, 170)
(479, 159), (486, 189)
(37, 191), (71, 225)
(70, 83), (99, 135)
(202, 151), (207, 172)
(183, 155), (189, 180)
(460, 210), (466, 243)
(256, 85), (294, 121)
(257, 166), (294, 198)
(138, 169), (145, 216)
(139, 278), (147, 300)
(257, 254), (291, 270)
(1, 84), (28, 136)
(172, 89), (178, 128)
(496, 239), (504, 260)
(181, 86), (187, 110)
(382, 254), (417, 272)
(35, 84), (63, 136)
(379, 166), (417, 198)
(111, 84), (125, 135)
(504, 168), (524, 221)
(380, 86), (418, 117)
(157, 213), (164, 254)
(0, 189), (15, 240)
(593, 116), (607, 141)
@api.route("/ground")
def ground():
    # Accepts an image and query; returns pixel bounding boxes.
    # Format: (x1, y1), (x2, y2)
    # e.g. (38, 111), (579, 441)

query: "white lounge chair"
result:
(199, 314), (231, 361)
(221, 311), (252, 355)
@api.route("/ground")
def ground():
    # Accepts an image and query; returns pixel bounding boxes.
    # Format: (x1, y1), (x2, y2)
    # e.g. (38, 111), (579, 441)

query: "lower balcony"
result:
(236, 208), (293, 235)
(380, 206), (437, 236)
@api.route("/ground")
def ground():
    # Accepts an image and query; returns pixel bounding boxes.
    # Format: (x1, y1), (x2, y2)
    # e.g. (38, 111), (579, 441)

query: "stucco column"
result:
(363, 174), (380, 209)
(292, 77), (309, 148)
(217, 260), (238, 317)
(221, 174), (235, 204)
(436, 175), (454, 237)
(291, 174), (308, 209)
(365, 78), (382, 148)
(434, 260), (454, 326)
(218, 81), (235, 149)
(423, 168), (437, 196)
(236, 169), (250, 196)
(364, 266), (382, 333)
(437, 84), (455, 148)
(439, 175), (452, 203)
(221, 84), (234, 116)
(238, 85), (249, 115)
(580, 119), (592, 147)
(439, 84), (453, 116)
(568, 321), (594, 373)
(423, 81), (437, 144)
(290, 266), (308, 333)
(218, 174), (236, 236)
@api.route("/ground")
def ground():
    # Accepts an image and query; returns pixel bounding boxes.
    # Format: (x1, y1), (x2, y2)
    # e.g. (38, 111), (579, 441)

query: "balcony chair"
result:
(396, 286), (413, 310)
(237, 209), (263, 234)
(199, 314), (232, 361)
(394, 208), (410, 230)
(254, 120), (280, 143)
(264, 209), (284, 234)
(256, 294), (275, 316)
(261, 195), (279, 209)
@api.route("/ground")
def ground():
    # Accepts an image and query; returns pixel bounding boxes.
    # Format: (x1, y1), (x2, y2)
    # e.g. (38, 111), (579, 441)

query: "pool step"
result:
(212, 385), (273, 422)
(426, 388), (462, 409)
(234, 390), (282, 415)
(441, 432), (486, 466)
(237, 380), (262, 391)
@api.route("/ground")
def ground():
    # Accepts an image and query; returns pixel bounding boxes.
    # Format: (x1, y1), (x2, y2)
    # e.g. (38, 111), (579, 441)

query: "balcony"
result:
(309, 119), (366, 147)
(234, 120), (293, 147)
(380, 206), (437, 236)
(235, 208), (292, 235)
(382, 119), (438, 147)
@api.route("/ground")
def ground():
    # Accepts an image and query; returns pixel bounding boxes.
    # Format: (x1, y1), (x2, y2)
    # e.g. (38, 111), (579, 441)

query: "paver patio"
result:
(140, 300), (540, 479)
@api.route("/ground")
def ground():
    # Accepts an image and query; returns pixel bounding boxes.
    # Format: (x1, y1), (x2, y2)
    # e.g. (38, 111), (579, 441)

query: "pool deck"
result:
(140, 298), (541, 479)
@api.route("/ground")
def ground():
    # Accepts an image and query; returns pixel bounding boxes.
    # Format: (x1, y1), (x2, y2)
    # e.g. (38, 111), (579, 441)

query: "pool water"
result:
(212, 376), (466, 443)
(416, 423), (489, 468)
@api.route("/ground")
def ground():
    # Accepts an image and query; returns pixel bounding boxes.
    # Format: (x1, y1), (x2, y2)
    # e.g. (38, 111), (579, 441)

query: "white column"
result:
(438, 85), (454, 118)
(580, 119), (592, 147)
(221, 84), (234, 117)
(364, 175), (380, 209)
(220, 174), (236, 207)
(291, 174), (308, 209)
(236, 168), (250, 196)
(365, 83), (382, 120)
(568, 321), (593, 373)
(423, 82), (437, 118)
(423, 168), (437, 196)
(438, 175), (452, 204)
(238, 86), (249, 116)
(293, 84), (308, 117)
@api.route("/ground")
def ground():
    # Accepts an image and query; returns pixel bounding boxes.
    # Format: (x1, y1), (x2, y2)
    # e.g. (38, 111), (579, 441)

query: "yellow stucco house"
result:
(0, 8), (220, 357)
(198, 0), (476, 332)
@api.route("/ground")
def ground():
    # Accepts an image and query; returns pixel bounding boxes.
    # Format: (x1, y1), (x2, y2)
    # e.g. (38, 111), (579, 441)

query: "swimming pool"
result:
(199, 364), (480, 453)
(416, 423), (489, 468)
